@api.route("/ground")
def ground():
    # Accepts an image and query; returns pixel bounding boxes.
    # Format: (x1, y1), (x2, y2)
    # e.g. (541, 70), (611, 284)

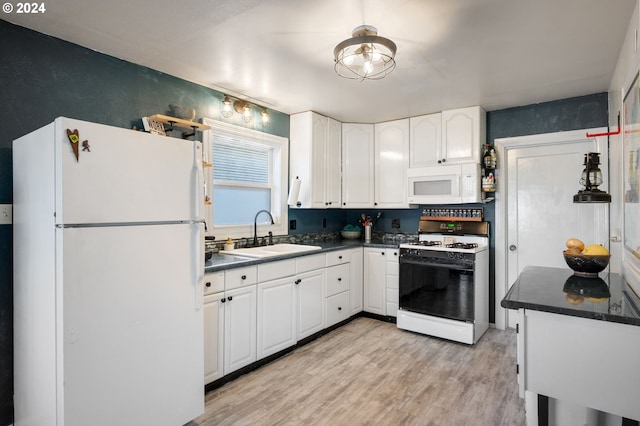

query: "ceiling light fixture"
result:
(221, 95), (233, 118)
(334, 25), (397, 81)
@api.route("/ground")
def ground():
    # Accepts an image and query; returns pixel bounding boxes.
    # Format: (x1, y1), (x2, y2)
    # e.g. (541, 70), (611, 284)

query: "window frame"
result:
(202, 118), (289, 239)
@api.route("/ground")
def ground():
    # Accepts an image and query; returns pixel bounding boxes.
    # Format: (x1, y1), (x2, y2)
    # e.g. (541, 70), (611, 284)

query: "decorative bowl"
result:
(341, 230), (362, 239)
(562, 250), (610, 277)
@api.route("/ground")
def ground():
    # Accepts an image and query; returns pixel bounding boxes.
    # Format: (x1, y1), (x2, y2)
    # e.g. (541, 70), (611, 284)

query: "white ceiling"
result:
(5, 0), (636, 123)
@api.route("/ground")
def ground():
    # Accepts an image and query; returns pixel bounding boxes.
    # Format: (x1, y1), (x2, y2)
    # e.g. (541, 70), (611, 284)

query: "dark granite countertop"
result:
(204, 239), (398, 273)
(501, 266), (640, 326)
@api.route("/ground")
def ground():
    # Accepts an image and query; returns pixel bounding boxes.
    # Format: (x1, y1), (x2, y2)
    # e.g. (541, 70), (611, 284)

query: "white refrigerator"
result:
(13, 117), (205, 425)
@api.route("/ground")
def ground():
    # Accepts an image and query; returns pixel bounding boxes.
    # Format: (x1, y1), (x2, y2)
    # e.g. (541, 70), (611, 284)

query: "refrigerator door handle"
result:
(193, 222), (204, 310)
(193, 142), (204, 221)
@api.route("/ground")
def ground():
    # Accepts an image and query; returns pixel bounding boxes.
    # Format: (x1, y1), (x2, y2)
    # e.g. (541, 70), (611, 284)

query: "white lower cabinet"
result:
(350, 247), (363, 314)
(385, 248), (399, 317)
(296, 268), (325, 340)
(223, 283), (257, 374)
(364, 248), (386, 315)
(203, 292), (224, 384)
(326, 291), (350, 327)
(257, 277), (296, 360)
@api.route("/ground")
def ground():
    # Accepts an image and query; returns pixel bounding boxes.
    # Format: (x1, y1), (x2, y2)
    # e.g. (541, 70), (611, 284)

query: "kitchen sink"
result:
(220, 243), (322, 259)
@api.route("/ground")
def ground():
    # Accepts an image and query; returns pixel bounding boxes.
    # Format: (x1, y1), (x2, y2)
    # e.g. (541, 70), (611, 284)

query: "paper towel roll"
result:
(287, 177), (302, 206)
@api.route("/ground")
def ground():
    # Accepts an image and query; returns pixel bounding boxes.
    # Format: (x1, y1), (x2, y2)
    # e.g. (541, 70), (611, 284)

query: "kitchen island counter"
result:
(501, 266), (640, 423)
(501, 265), (640, 326)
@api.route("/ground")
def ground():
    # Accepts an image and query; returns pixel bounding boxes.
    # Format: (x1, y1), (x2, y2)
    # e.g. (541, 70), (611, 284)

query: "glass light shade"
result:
(260, 108), (269, 126)
(221, 95), (233, 118)
(242, 105), (252, 122)
(580, 168), (603, 186)
(334, 25), (397, 80)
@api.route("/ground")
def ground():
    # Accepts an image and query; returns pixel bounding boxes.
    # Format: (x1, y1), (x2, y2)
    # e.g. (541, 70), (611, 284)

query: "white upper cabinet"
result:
(290, 111), (341, 208)
(410, 106), (486, 167)
(341, 123), (375, 208)
(374, 119), (411, 208)
(409, 113), (441, 168)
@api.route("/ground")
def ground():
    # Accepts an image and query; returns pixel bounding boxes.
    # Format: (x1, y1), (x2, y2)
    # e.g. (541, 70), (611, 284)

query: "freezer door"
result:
(58, 224), (204, 425)
(55, 117), (203, 224)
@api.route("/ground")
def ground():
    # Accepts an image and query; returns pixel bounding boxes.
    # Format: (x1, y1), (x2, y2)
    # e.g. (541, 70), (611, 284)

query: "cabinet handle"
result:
(337, 277), (342, 282)
(338, 255), (342, 259)
(205, 282), (211, 287)
(227, 296), (233, 301)
(381, 252), (385, 256)
(442, 158), (446, 163)
(343, 202), (346, 206)
(393, 252), (397, 256)
(338, 306), (342, 311)
(221, 298), (226, 303)
(437, 160), (442, 164)
(241, 275), (247, 280)
(295, 279), (302, 285)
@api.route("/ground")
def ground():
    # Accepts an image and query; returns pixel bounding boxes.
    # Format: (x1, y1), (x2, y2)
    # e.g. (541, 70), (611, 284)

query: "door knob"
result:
(509, 245), (517, 251)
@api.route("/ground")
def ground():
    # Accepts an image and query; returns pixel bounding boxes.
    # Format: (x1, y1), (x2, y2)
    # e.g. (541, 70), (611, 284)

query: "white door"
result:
(56, 117), (202, 224)
(497, 130), (609, 329)
(61, 224), (203, 426)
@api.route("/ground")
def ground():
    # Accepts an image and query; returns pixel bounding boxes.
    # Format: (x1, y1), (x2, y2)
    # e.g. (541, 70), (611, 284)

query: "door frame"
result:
(494, 128), (608, 330)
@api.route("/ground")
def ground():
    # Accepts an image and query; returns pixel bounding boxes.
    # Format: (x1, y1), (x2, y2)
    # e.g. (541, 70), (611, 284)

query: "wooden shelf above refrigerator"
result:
(149, 114), (211, 139)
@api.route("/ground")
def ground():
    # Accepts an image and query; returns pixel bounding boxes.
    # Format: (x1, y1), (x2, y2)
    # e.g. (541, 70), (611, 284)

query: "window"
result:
(202, 118), (288, 239)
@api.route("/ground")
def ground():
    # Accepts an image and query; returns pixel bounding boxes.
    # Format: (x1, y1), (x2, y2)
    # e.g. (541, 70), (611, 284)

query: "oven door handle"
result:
(400, 259), (474, 272)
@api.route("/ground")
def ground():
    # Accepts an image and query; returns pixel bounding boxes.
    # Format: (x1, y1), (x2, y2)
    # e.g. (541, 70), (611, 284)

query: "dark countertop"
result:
(501, 265), (640, 326)
(204, 238), (399, 273)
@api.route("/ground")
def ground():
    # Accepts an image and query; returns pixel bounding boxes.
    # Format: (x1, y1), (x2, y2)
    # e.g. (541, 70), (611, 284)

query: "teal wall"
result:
(0, 18), (609, 426)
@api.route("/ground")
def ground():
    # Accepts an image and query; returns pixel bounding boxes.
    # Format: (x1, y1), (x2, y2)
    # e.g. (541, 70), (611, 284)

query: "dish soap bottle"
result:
(224, 237), (234, 251)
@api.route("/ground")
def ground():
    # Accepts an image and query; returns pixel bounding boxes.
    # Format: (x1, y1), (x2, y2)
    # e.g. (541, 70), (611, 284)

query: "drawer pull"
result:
(205, 282), (211, 287)
(241, 275), (247, 280)
(338, 255), (343, 260)
(295, 279), (302, 285)
(337, 277), (342, 282)
(338, 306), (342, 311)
(228, 296), (233, 301)
(221, 298), (226, 303)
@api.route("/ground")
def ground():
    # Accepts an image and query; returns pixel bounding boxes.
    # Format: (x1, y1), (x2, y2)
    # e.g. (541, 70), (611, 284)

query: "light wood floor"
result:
(190, 317), (525, 426)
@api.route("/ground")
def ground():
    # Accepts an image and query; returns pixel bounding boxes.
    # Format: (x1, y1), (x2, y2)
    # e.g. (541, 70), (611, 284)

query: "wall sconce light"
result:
(233, 100), (252, 123)
(573, 152), (611, 203)
(260, 108), (270, 126)
(221, 95), (233, 118)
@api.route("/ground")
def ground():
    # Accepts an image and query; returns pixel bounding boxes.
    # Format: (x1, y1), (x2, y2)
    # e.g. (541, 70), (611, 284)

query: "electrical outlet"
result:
(322, 218), (327, 228)
(289, 219), (297, 230)
(0, 204), (12, 225)
(392, 219), (400, 229)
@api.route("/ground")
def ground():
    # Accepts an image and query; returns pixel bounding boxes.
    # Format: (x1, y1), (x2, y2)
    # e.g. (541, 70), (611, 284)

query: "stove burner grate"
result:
(446, 242), (479, 249)
(415, 241), (443, 247)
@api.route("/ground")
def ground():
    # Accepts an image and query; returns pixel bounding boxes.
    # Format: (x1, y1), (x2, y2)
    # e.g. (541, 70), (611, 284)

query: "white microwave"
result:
(407, 163), (481, 204)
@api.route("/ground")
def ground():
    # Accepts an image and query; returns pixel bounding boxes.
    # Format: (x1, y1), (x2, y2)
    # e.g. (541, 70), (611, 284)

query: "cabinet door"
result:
(342, 123), (375, 208)
(375, 119), (411, 208)
(441, 106), (484, 164)
(409, 113), (441, 168)
(310, 113), (329, 208)
(257, 277), (296, 360)
(204, 293), (224, 384)
(385, 249), (399, 317)
(325, 118), (342, 208)
(224, 285), (257, 374)
(296, 269), (325, 340)
(363, 248), (386, 315)
(325, 291), (350, 327)
(349, 248), (364, 314)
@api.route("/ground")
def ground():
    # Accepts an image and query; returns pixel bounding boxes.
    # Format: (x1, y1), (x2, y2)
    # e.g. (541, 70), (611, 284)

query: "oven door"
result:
(399, 257), (475, 322)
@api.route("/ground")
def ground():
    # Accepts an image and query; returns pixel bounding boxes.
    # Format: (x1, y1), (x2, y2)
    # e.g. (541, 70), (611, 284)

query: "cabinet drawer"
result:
(326, 249), (350, 267)
(296, 253), (325, 274)
(203, 271), (225, 295)
(258, 259), (296, 282)
(326, 263), (350, 297)
(325, 291), (350, 327)
(225, 266), (258, 290)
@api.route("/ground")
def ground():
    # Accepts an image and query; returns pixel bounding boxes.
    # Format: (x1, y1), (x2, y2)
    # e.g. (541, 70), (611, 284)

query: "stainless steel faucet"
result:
(253, 210), (274, 246)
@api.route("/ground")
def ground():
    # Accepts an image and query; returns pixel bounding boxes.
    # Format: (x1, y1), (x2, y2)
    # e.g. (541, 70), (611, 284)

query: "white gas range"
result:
(397, 220), (490, 344)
